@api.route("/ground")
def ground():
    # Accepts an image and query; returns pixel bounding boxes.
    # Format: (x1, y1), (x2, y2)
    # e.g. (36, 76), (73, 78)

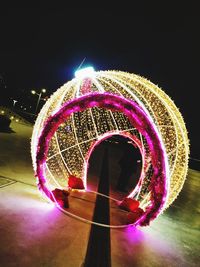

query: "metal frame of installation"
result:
(31, 67), (189, 227)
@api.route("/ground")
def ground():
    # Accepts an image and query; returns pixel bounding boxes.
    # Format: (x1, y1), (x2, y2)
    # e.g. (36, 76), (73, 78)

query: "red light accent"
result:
(119, 198), (140, 212)
(50, 188), (69, 208)
(68, 175), (85, 189)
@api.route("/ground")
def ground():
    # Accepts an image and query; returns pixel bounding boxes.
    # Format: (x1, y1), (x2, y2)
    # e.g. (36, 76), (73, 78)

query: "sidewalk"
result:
(0, 121), (199, 267)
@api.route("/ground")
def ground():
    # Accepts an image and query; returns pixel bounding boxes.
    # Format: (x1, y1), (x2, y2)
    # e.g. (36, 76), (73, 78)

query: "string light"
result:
(31, 70), (189, 225)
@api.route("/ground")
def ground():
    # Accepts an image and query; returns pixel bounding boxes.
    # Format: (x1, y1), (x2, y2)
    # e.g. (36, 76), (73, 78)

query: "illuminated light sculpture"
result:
(31, 68), (189, 227)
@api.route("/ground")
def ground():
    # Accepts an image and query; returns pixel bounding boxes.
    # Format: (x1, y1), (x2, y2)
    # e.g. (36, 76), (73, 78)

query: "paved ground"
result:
(0, 120), (200, 267)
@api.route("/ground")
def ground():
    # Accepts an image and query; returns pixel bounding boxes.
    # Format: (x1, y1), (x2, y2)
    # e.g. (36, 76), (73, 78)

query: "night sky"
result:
(0, 6), (199, 158)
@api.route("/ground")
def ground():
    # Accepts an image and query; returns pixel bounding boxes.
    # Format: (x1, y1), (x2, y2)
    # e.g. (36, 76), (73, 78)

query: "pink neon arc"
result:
(36, 92), (168, 226)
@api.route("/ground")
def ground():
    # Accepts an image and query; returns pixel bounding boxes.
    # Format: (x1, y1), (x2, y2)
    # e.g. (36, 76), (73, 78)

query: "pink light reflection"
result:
(124, 225), (145, 244)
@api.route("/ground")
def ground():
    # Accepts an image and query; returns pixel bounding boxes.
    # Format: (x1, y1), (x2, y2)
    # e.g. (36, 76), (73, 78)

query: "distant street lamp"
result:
(31, 89), (46, 115)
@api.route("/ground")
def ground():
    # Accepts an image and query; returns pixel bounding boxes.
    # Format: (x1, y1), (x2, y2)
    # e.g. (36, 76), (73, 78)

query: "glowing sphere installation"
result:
(31, 68), (189, 227)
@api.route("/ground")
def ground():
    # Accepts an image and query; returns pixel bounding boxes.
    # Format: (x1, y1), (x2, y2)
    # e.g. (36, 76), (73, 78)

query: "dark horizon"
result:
(0, 6), (199, 158)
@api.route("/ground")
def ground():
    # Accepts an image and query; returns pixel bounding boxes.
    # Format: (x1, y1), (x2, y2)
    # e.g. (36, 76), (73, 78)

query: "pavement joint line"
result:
(0, 180), (17, 188)
(0, 175), (36, 188)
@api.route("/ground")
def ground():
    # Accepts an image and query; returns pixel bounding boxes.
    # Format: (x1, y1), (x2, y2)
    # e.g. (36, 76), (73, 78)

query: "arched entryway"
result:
(87, 134), (142, 201)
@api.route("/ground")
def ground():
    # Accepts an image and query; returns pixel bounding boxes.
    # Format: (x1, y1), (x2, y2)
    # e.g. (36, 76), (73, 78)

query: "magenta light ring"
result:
(36, 92), (168, 226)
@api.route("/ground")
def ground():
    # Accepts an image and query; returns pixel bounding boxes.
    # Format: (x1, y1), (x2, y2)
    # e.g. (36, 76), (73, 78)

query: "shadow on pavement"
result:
(0, 127), (16, 133)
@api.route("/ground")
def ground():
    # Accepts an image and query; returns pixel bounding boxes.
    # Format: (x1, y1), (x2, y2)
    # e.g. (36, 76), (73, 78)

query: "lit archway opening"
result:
(85, 132), (144, 197)
(36, 92), (169, 226)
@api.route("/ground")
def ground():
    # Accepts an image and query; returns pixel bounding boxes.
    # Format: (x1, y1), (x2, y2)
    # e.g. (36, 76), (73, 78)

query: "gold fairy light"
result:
(31, 69), (189, 211)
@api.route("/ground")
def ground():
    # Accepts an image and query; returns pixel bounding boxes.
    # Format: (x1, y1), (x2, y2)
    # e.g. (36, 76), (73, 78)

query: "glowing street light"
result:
(31, 89), (47, 115)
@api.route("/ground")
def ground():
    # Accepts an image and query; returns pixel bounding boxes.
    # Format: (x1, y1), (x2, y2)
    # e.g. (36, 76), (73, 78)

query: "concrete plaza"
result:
(0, 120), (199, 267)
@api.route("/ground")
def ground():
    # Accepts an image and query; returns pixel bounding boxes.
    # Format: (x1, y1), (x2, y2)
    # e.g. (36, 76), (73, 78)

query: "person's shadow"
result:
(116, 142), (141, 192)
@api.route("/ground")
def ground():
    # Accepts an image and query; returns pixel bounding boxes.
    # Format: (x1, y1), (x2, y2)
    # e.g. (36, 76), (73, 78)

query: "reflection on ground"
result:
(0, 121), (199, 267)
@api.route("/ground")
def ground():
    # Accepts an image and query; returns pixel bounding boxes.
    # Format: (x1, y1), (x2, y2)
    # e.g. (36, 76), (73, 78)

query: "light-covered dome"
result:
(31, 69), (189, 226)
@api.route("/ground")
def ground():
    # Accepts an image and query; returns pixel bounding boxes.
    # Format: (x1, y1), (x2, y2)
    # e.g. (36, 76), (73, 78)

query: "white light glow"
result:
(75, 66), (95, 78)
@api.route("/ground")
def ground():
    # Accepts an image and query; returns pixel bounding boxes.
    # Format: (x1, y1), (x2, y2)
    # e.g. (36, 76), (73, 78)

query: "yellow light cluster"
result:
(31, 70), (189, 209)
